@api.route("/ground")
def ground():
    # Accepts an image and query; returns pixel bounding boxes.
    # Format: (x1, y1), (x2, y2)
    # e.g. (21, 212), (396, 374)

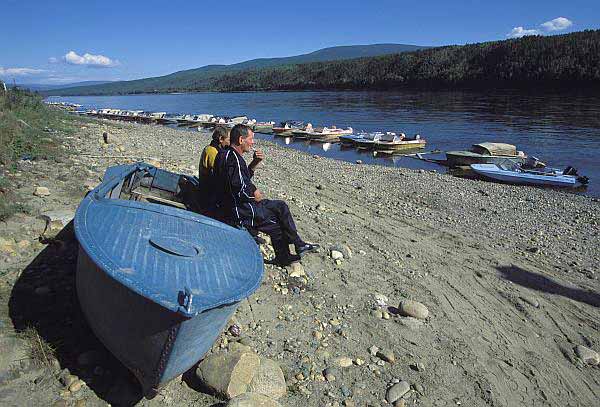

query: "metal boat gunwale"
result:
(74, 163), (263, 317)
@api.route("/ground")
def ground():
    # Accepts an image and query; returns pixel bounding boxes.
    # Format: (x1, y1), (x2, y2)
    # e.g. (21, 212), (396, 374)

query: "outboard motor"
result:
(577, 176), (590, 185)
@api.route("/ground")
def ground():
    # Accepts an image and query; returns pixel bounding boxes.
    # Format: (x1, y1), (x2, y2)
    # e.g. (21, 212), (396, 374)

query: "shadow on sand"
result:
(497, 265), (600, 307)
(8, 222), (143, 406)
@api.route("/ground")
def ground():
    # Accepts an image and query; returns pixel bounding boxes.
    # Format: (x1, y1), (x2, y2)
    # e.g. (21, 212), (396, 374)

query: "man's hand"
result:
(249, 149), (265, 171)
(253, 149), (265, 162)
(254, 189), (264, 202)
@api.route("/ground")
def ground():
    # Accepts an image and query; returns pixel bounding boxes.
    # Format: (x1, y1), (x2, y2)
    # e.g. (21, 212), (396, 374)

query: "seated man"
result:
(214, 124), (318, 266)
(199, 126), (230, 179)
(197, 127), (230, 215)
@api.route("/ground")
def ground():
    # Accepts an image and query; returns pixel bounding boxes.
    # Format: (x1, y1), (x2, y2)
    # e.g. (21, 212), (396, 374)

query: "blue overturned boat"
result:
(470, 163), (590, 188)
(74, 163), (263, 397)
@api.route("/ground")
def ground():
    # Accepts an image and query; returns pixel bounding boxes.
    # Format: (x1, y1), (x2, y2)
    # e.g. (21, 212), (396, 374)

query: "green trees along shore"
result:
(46, 30), (600, 96)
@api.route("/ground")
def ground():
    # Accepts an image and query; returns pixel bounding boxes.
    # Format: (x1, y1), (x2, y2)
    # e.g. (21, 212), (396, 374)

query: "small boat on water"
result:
(74, 163), (263, 397)
(446, 143), (526, 167)
(155, 113), (184, 125)
(305, 126), (354, 142)
(470, 163), (589, 188)
(272, 121), (310, 136)
(252, 121), (275, 133)
(339, 134), (365, 146)
(370, 132), (426, 152)
(181, 114), (214, 127)
(201, 116), (251, 128)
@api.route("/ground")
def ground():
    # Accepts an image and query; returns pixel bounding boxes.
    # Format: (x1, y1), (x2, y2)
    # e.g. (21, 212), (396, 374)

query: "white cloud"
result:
(63, 51), (119, 68)
(507, 16), (574, 38)
(0, 67), (46, 76)
(48, 57), (58, 64)
(541, 17), (573, 32)
(507, 27), (541, 38)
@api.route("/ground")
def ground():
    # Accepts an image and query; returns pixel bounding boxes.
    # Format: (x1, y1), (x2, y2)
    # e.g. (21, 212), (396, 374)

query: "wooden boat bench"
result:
(129, 191), (187, 209)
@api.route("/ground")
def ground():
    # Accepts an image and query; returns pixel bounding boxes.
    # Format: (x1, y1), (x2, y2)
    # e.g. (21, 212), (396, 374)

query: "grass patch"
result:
(0, 88), (75, 166)
(18, 326), (57, 368)
(0, 87), (78, 220)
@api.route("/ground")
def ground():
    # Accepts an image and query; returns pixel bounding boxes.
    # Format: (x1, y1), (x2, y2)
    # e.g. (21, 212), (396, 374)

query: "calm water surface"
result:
(48, 90), (600, 197)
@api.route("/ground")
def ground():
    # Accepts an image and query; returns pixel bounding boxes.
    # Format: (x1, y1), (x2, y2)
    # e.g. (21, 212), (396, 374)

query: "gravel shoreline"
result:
(1, 118), (598, 406)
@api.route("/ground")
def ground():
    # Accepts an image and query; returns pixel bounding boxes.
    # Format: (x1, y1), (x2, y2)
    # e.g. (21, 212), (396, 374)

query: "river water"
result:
(47, 90), (600, 197)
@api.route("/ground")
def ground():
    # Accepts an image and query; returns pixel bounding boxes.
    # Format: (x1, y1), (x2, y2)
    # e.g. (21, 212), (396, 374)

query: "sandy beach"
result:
(0, 118), (598, 407)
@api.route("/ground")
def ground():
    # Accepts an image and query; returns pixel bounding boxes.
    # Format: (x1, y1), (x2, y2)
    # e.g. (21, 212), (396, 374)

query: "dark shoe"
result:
(265, 253), (301, 267)
(295, 243), (320, 256)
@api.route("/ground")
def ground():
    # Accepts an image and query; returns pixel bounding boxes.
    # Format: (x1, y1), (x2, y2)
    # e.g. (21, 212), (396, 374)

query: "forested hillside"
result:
(47, 30), (600, 96)
(211, 30), (600, 91)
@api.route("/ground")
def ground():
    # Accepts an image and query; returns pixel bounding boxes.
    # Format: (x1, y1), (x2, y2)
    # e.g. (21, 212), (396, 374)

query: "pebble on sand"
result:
(226, 392), (282, 407)
(376, 349), (395, 364)
(386, 381), (410, 404)
(398, 299), (429, 320)
(330, 250), (344, 261)
(289, 262), (306, 278)
(335, 356), (354, 368)
(574, 345), (600, 365)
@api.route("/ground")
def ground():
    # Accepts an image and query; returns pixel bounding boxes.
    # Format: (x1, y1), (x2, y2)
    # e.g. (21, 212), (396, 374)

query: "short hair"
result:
(230, 124), (253, 146)
(211, 126), (230, 143)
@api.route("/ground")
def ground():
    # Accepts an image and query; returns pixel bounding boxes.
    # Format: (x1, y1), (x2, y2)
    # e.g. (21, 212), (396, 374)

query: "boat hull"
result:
(470, 164), (583, 187)
(77, 246), (239, 397)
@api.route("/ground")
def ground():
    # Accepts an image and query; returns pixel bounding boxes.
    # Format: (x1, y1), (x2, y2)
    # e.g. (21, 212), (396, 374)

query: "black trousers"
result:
(252, 199), (304, 247)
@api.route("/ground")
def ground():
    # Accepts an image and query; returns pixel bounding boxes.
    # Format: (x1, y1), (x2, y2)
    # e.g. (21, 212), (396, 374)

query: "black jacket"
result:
(213, 146), (258, 226)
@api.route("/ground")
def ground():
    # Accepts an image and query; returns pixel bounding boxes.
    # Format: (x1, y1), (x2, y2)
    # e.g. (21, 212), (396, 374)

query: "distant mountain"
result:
(45, 44), (428, 96)
(17, 81), (114, 92)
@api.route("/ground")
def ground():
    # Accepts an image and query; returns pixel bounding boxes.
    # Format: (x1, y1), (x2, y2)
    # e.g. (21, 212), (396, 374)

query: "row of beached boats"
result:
(85, 109), (261, 128)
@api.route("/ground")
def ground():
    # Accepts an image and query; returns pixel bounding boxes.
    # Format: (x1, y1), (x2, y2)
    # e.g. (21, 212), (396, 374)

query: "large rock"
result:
(398, 300), (429, 320)
(248, 357), (286, 400)
(226, 393), (282, 407)
(196, 350), (261, 399)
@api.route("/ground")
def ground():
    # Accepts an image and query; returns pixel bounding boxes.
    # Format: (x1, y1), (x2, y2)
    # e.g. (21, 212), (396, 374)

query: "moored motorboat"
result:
(371, 132), (426, 152)
(252, 121), (275, 133)
(339, 134), (365, 146)
(470, 163), (589, 188)
(272, 120), (309, 136)
(446, 143), (526, 167)
(354, 132), (387, 149)
(74, 163), (263, 397)
(305, 126), (353, 142)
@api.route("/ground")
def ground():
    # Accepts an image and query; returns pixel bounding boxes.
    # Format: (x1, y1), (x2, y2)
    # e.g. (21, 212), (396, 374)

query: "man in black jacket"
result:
(214, 124), (318, 266)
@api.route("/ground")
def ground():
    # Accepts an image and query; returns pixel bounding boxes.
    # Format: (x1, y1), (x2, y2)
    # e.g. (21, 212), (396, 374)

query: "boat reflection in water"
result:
(321, 142), (332, 152)
(284, 137), (292, 145)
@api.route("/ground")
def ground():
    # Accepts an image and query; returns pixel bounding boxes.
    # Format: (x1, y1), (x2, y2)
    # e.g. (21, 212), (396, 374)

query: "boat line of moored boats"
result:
(71, 107), (430, 153)
(50, 103), (590, 189)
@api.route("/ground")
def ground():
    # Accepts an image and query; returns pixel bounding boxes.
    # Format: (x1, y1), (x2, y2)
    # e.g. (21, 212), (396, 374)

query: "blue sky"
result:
(1, 0), (598, 84)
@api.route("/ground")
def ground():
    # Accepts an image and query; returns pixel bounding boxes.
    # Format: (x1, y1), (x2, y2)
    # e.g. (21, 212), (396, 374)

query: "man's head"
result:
(212, 126), (230, 147)
(230, 124), (254, 153)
